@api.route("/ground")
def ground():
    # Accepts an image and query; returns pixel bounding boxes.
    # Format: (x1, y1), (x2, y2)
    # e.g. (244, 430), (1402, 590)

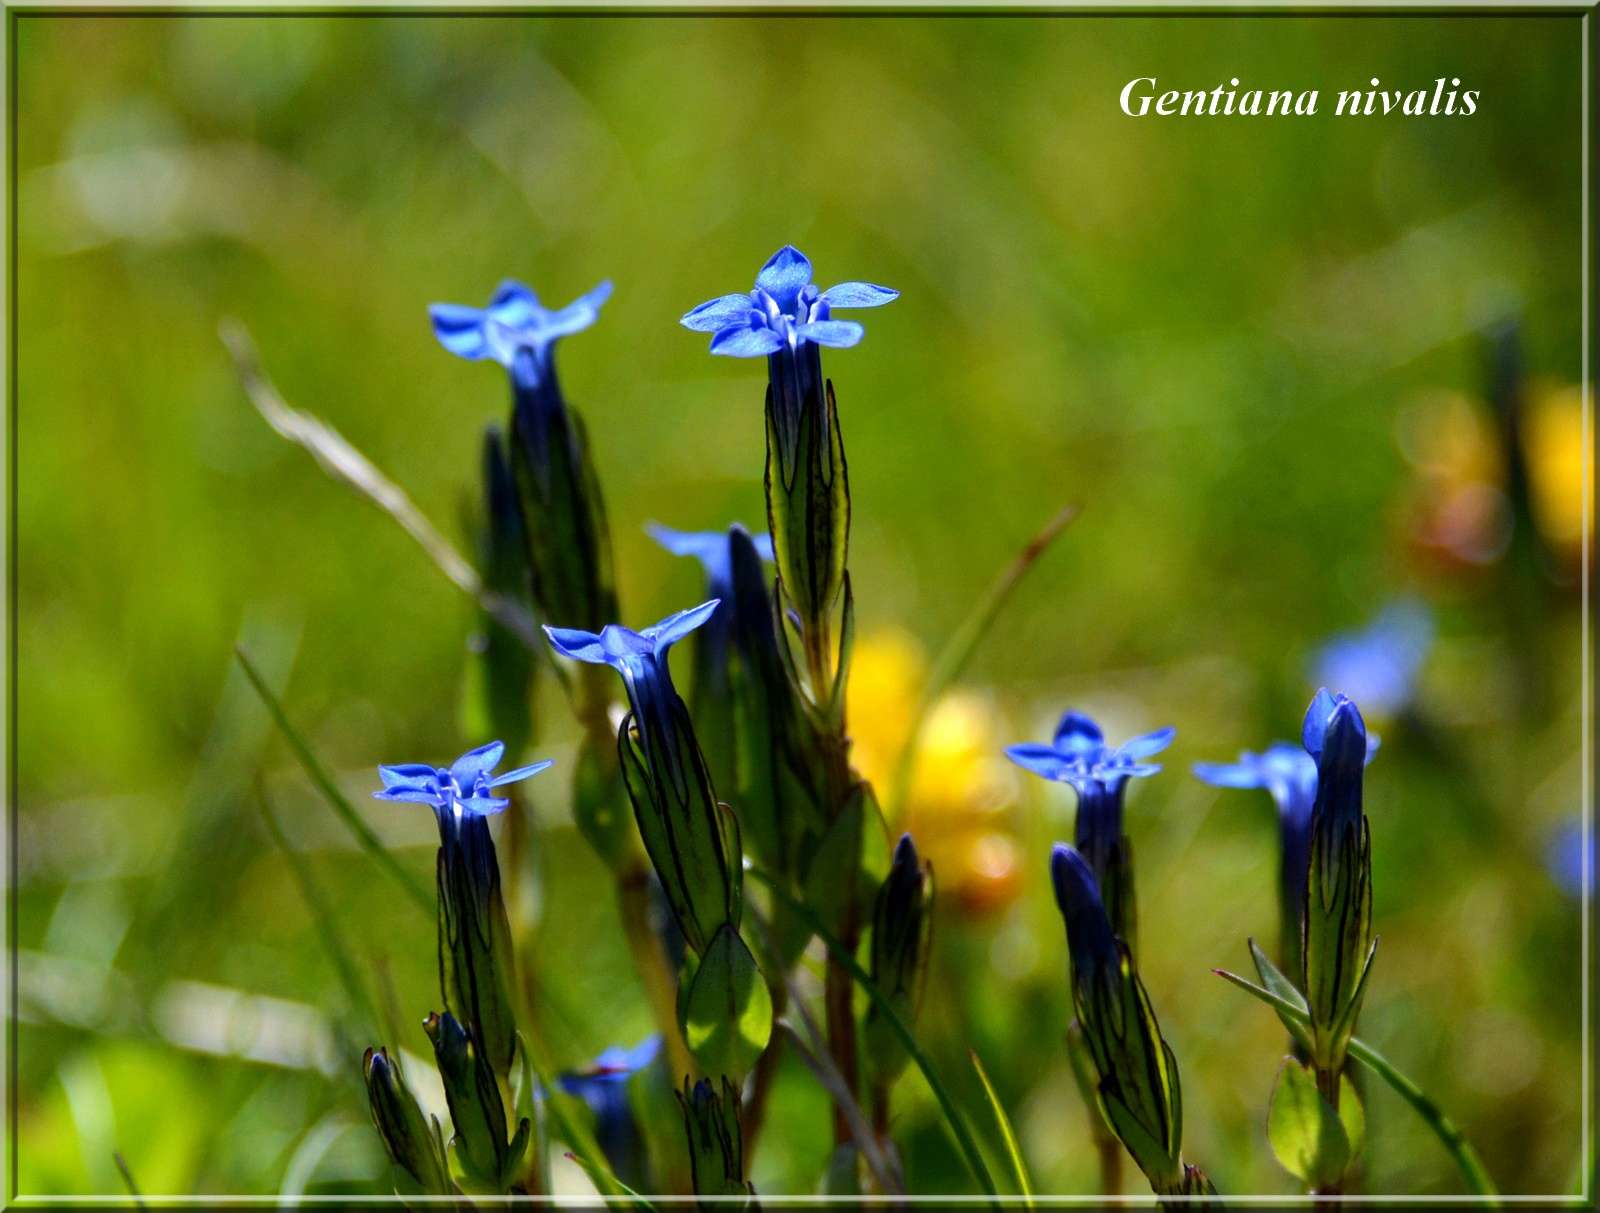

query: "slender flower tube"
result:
(557, 1037), (662, 1191)
(374, 742), (552, 1077)
(1050, 846), (1211, 1198)
(1194, 732), (1378, 977)
(545, 603), (739, 955)
(682, 246), (896, 698)
(677, 1076), (752, 1200)
(1300, 688), (1378, 1100)
(431, 278), (619, 698)
(362, 1047), (451, 1195)
(1007, 712), (1173, 950)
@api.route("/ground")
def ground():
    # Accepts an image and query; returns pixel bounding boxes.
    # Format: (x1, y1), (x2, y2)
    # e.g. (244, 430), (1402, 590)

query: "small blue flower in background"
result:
(373, 741), (553, 817)
(680, 245), (897, 357)
(1194, 732), (1378, 971)
(1312, 598), (1433, 719)
(557, 1036), (661, 1189)
(1545, 819), (1591, 899)
(647, 524), (774, 601)
(430, 278), (612, 388)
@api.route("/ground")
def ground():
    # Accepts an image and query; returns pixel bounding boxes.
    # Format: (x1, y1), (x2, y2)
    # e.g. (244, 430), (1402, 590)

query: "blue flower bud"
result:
(1300, 689), (1378, 1078)
(362, 1047), (450, 1195)
(1049, 844), (1187, 1195)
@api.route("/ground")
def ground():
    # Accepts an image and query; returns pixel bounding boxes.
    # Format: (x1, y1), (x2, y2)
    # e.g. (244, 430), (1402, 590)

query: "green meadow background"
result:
(13, 12), (1588, 1199)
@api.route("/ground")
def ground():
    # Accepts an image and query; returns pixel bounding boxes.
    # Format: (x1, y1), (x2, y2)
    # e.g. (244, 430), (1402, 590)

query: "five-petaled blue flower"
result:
(1006, 711), (1174, 796)
(430, 278), (612, 389)
(1312, 598), (1433, 720)
(544, 602), (719, 748)
(680, 245), (897, 357)
(373, 741), (553, 817)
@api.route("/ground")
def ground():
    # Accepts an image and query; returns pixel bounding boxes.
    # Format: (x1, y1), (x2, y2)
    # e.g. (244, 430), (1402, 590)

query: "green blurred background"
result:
(13, 11), (1589, 1199)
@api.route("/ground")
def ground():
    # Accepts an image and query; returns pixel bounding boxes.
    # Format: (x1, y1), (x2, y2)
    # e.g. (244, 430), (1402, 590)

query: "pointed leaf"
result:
(1267, 1059), (1349, 1187)
(682, 926), (773, 1081)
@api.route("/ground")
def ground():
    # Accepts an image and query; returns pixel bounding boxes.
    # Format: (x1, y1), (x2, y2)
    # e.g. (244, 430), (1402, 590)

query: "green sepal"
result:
(616, 699), (740, 956)
(1267, 1057), (1356, 1188)
(362, 1046), (453, 1196)
(681, 924), (773, 1083)
(676, 1075), (753, 1201)
(1304, 816), (1373, 1071)
(425, 1011), (512, 1191)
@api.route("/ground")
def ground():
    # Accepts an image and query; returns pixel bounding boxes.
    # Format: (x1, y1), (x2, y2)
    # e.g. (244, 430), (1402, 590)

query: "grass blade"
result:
(236, 647), (432, 913)
(1214, 968), (1498, 1196)
(257, 781), (379, 1034)
(747, 866), (1000, 1204)
(221, 320), (542, 651)
(887, 503), (1078, 817)
(969, 1047), (1033, 1203)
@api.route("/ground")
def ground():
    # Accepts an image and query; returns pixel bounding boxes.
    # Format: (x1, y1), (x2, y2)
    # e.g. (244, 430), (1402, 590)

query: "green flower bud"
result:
(424, 1011), (528, 1191)
(362, 1047), (450, 1195)
(863, 834), (934, 1085)
(676, 1076), (752, 1202)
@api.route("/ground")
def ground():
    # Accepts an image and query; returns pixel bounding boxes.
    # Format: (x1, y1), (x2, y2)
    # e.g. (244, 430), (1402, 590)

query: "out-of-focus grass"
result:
(14, 12), (1586, 1199)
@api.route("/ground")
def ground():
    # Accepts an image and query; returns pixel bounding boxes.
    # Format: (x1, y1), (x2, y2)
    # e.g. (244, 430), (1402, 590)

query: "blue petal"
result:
(796, 320), (863, 349)
(1052, 712), (1104, 754)
(709, 323), (784, 358)
(755, 245), (813, 310)
(458, 794), (511, 815)
(1301, 687), (1339, 757)
(643, 600), (721, 654)
(681, 293), (757, 333)
(374, 787), (441, 804)
(429, 305), (489, 359)
(819, 281), (898, 309)
(646, 523), (723, 563)
(488, 759), (555, 788)
(752, 533), (775, 562)
(1118, 726), (1175, 761)
(545, 626), (610, 664)
(1005, 743), (1071, 781)
(490, 279), (541, 312)
(1193, 760), (1266, 790)
(451, 741), (505, 786)
(540, 280), (612, 339)
(379, 763), (436, 789)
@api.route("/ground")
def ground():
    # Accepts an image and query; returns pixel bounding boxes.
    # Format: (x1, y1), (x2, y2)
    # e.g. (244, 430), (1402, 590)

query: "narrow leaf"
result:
(969, 1048), (1034, 1203)
(236, 648), (432, 912)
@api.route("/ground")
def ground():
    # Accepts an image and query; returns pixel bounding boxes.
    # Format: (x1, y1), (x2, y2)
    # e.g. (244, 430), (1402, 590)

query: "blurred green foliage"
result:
(14, 12), (1586, 1199)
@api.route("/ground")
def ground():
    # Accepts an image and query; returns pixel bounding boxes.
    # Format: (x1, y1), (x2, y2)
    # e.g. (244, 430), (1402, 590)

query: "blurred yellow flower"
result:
(847, 628), (1022, 914)
(1523, 380), (1589, 562)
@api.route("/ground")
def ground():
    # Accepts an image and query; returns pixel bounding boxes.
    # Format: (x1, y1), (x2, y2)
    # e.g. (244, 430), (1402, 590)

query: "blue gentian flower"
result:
(1009, 712), (1172, 946)
(1050, 843), (1121, 980)
(430, 278), (612, 390)
(544, 602), (719, 756)
(680, 245), (896, 357)
(373, 741), (553, 818)
(1312, 598), (1433, 719)
(557, 1037), (661, 1189)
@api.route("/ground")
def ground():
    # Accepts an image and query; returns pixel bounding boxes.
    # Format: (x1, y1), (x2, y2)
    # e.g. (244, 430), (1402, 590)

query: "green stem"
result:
(1215, 968), (1499, 1197)
(748, 867), (1000, 1204)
